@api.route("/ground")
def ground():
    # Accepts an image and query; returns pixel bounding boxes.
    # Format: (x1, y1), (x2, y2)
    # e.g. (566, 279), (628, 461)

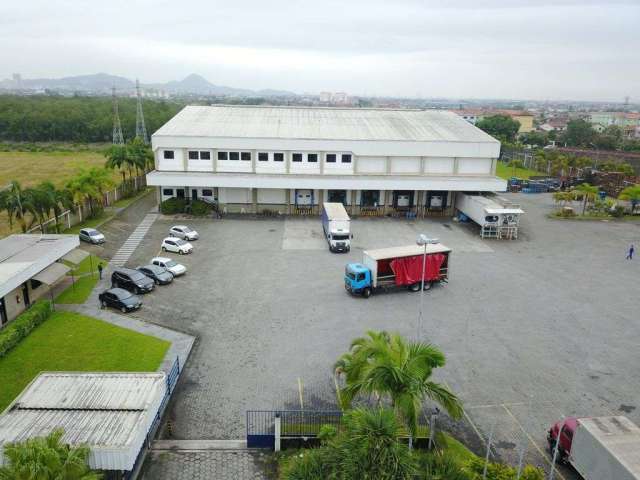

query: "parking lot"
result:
(119, 193), (639, 476)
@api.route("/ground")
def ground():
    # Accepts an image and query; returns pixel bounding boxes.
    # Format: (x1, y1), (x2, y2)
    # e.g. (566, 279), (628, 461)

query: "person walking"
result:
(98, 262), (104, 279)
(627, 244), (634, 260)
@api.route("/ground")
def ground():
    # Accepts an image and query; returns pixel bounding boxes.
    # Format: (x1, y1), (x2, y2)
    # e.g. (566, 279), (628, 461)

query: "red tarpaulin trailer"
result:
(390, 253), (446, 286)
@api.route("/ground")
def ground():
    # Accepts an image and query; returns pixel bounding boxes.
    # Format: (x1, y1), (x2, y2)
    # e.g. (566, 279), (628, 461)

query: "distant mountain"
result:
(0, 72), (296, 97)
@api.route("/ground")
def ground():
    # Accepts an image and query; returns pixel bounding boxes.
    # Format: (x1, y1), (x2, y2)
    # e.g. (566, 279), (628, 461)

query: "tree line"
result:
(0, 138), (152, 233)
(0, 95), (184, 142)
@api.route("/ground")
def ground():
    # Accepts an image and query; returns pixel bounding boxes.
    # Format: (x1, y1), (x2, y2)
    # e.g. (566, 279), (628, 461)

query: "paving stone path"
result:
(110, 213), (158, 267)
(143, 450), (272, 480)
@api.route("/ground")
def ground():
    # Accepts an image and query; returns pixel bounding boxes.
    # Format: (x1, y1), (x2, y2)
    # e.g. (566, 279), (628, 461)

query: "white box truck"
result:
(322, 203), (351, 252)
(455, 193), (524, 239)
(548, 416), (640, 479)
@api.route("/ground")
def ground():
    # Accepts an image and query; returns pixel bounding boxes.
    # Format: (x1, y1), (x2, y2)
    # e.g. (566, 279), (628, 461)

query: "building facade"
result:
(147, 106), (506, 216)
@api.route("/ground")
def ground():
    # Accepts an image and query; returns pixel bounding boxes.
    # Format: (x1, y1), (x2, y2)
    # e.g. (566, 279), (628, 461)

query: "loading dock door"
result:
(328, 190), (347, 206)
(296, 189), (313, 206)
(393, 191), (413, 208)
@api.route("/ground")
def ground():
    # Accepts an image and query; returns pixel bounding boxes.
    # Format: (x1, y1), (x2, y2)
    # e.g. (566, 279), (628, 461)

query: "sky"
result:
(1, 0), (639, 101)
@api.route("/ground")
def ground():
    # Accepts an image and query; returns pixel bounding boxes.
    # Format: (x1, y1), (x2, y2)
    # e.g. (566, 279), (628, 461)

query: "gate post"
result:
(274, 413), (281, 452)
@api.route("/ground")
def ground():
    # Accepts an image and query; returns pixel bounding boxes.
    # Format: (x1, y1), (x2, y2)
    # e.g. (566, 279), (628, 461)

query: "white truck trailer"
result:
(455, 193), (524, 239)
(548, 416), (640, 480)
(322, 203), (351, 252)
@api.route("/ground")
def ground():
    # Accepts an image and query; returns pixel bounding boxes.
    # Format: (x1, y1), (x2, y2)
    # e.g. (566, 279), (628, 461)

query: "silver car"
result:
(169, 225), (199, 241)
(79, 228), (105, 244)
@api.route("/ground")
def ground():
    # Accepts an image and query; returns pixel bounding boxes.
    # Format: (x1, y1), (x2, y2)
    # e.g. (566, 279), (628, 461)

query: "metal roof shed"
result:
(0, 372), (167, 472)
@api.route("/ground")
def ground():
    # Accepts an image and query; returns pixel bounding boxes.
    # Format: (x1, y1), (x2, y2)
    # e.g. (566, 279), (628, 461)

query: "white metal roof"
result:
(465, 194), (524, 215)
(0, 235), (79, 298)
(31, 262), (70, 286)
(147, 170), (507, 192)
(364, 244), (451, 261)
(153, 105), (500, 144)
(0, 372), (166, 471)
(323, 203), (350, 220)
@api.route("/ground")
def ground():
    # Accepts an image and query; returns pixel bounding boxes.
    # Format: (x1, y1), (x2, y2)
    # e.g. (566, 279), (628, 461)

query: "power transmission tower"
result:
(112, 86), (124, 146)
(135, 79), (148, 145)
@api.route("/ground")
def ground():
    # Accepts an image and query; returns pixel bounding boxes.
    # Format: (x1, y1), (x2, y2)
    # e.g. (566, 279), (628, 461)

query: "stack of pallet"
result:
(593, 171), (626, 197)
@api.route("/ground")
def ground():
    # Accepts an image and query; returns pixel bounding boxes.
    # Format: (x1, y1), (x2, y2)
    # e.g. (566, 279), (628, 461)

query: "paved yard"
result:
(120, 193), (640, 478)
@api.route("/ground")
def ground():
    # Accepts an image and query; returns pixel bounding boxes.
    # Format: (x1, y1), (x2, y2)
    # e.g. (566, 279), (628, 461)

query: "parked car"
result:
(98, 288), (142, 313)
(169, 225), (199, 241)
(137, 264), (174, 285)
(151, 257), (187, 277)
(111, 268), (155, 294)
(161, 237), (193, 255)
(79, 228), (105, 244)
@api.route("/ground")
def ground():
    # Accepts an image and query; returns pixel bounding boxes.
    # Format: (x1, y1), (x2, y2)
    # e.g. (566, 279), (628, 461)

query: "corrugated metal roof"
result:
(31, 262), (70, 285)
(153, 105), (499, 143)
(14, 372), (166, 411)
(0, 372), (167, 471)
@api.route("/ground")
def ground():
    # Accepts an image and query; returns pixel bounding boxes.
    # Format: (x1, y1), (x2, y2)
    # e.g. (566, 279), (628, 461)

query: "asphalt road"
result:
(117, 193), (639, 477)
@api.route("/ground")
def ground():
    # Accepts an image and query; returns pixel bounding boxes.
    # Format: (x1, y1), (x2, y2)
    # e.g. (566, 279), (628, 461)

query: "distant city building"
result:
(454, 109), (534, 133)
(539, 117), (568, 133)
(589, 112), (640, 129)
(318, 91), (353, 105)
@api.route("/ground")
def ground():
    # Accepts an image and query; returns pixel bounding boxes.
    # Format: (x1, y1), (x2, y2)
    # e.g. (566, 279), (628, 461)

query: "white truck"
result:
(548, 416), (640, 480)
(322, 203), (351, 252)
(455, 193), (524, 239)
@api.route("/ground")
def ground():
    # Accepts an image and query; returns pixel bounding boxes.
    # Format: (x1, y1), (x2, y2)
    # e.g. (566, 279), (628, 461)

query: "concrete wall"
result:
(2, 280), (50, 325)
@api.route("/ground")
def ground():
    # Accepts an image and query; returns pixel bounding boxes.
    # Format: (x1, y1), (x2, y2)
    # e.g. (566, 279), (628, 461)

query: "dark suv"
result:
(111, 268), (155, 294)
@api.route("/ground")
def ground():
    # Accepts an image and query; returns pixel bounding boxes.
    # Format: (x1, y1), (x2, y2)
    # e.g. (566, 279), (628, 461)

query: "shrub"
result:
(0, 300), (52, 358)
(190, 199), (212, 216)
(611, 205), (626, 217)
(281, 449), (326, 480)
(160, 197), (186, 214)
(465, 457), (544, 480)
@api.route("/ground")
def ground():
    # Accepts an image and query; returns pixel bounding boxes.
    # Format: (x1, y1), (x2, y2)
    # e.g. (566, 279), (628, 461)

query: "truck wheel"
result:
(409, 283), (421, 292)
(423, 281), (432, 291)
(363, 288), (372, 298)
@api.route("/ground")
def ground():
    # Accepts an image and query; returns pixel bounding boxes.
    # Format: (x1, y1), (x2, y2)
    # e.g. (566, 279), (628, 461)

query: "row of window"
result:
(162, 188), (213, 197)
(163, 150), (352, 164)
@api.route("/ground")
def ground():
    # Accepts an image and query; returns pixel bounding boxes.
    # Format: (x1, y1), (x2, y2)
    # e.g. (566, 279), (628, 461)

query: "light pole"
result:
(416, 234), (439, 339)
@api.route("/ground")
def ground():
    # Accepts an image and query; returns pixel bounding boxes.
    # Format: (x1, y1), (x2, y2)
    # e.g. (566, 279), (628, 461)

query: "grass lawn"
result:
(496, 161), (544, 180)
(64, 253), (105, 276)
(55, 275), (99, 304)
(113, 187), (152, 209)
(0, 311), (170, 412)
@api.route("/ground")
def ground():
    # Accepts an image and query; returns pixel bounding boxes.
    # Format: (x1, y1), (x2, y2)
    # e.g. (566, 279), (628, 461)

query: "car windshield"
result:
(345, 267), (356, 280)
(148, 265), (163, 274)
(165, 260), (178, 267)
(175, 239), (188, 246)
(114, 290), (133, 300)
(333, 234), (349, 240)
(130, 271), (146, 281)
(89, 231), (101, 236)
(182, 227), (192, 232)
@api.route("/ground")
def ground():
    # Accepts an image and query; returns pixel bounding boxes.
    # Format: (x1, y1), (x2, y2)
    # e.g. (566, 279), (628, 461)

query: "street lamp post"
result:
(416, 234), (439, 339)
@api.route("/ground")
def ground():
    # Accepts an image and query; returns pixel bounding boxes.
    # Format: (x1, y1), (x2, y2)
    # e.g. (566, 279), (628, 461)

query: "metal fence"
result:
(246, 410), (343, 448)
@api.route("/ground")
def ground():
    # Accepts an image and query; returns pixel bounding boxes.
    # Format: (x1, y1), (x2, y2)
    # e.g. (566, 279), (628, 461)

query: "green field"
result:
(0, 311), (170, 412)
(496, 161), (544, 180)
(55, 275), (99, 304)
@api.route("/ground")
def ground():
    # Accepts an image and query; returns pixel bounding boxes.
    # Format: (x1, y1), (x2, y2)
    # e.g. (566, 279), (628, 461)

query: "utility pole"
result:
(112, 86), (124, 146)
(135, 79), (148, 145)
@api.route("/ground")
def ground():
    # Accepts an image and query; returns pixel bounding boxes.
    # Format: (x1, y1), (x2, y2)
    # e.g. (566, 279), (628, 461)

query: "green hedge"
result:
(190, 199), (212, 216)
(0, 300), (52, 359)
(160, 197), (186, 214)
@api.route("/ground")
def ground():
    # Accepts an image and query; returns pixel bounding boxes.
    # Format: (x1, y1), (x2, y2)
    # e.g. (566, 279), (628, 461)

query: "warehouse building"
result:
(0, 234), (83, 326)
(146, 105), (505, 215)
(0, 372), (167, 479)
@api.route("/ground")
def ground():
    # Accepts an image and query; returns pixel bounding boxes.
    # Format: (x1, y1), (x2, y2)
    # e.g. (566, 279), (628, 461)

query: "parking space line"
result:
(501, 404), (566, 480)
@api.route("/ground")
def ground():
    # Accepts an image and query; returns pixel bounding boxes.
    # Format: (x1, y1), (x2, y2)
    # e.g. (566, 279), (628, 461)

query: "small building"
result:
(0, 234), (82, 326)
(0, 372), (167, 479)
(454, 109), (535, 133)
(147, 105), (505, 216)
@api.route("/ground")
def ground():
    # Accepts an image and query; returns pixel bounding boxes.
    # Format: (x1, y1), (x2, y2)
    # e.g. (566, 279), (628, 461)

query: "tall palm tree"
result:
(0, 181), (35, 232)
(27, 185), (54, 233)
(104, 145), (128, 184)
(618, 184), (640, 214)
(573, 183), (599, 215)
(0, 428), (101, 480)
(39, 182), (73, 233)
(334, 331), (463, 446)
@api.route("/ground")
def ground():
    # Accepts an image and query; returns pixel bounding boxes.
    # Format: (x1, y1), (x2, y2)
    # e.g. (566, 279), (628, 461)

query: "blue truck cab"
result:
(345, 263), (372, 297)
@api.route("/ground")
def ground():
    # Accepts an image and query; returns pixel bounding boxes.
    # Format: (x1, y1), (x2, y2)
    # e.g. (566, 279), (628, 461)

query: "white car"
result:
(169, 225), (199, 241)
(161, 237), (193, 255)
(151, 257), (187, 277)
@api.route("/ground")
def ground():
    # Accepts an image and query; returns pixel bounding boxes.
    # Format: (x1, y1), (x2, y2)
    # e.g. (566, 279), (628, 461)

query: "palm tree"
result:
(334, 331), (463, 447)
(552, 191), (574, 208)
(0, 428), (101, 480)
(0, 181), (35, 232)
(573, 183), (599, 215)
(39, 182), (73, 233)
(104, 145), (128, 184)
(27, 185), (54, 233)
(618, 184), (640, 214)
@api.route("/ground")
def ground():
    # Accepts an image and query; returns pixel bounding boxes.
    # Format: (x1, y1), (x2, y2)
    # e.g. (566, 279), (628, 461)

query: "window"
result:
(241, 152), (251, 161)
(200, 151), (211, 160)
(292, 153), (303, 162)
(188, 151), (199, 160)
(307, 153), (318, 163)
(356, 273), (365, 282)
(341, 154), (352, 163)
(162, 188), (174, 196)
(326, 154), (336, 163)
(163, 150), (174, 159)
(258, 152), (268, 162)
(274, 152), (284, 162)
(202, 189), (213, 197)
(218, 151), (228, 160)
(229, 152), (240, 161)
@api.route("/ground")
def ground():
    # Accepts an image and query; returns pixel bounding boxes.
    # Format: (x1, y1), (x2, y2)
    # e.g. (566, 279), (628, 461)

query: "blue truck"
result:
(344, 244), (451, 298)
